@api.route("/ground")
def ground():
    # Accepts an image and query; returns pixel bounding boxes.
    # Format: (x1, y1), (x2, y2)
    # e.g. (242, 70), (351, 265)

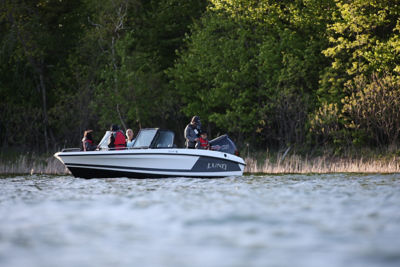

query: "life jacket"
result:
(82, 138), (92, 151)
(114, 131), (126, 149)
(198, 137), (209, 149)
(85, 139), (93, 145)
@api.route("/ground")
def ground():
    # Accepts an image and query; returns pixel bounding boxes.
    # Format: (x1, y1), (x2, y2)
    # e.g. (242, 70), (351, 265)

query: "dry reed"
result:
(0, 154), (70, 175)
(1, 152), (398, 175)
(244, 154), (400, 174)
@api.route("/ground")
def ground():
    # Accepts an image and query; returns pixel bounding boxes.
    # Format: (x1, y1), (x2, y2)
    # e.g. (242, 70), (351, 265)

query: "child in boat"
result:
(82, 130), (97, 151)
(196, 130), (210, 149)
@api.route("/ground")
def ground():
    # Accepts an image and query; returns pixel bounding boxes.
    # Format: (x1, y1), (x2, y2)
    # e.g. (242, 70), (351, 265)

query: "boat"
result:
(54, 128), (246, 178)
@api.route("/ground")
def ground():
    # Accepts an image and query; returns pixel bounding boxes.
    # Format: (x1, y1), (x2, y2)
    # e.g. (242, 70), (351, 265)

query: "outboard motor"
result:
(209, 134), (239, 156)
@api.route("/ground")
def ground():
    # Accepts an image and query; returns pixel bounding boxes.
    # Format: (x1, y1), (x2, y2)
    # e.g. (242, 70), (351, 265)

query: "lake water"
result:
(0, 174), (399, 267)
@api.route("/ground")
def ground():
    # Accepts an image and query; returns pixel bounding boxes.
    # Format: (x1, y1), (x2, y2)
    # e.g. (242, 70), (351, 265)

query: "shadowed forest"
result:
(1, 0), (399, 158)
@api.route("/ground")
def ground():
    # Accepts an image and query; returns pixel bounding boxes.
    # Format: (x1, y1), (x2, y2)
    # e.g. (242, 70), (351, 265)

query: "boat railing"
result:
(104, 146), (172, 150)
(102, 147), (138, 151)
(61, 148), (81, 152)
(61, 147), (160, 152)
(101, 145), (176, 150)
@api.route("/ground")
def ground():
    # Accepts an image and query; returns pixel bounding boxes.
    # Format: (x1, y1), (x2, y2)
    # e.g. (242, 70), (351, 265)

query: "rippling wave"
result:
(0, 174), (399, 267)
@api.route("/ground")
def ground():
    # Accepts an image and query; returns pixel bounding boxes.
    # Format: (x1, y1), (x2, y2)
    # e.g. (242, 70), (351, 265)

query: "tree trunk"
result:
(39, 73), (49, 152)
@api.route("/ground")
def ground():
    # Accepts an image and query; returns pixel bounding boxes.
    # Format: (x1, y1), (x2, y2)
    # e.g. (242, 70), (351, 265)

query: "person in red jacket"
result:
(108, 124), (126, 150)
(196, 130), (210, 150)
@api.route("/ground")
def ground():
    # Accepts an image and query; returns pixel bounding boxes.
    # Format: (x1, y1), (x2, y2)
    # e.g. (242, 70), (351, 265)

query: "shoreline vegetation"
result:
(1, 151), (398, 176)
(2, 1), (400, 160)
(245, 155), (400, 174)
(0, 154), (68, 175)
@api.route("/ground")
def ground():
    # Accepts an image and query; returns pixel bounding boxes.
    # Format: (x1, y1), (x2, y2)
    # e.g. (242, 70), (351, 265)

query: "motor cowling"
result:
(209, 134), (238, 155)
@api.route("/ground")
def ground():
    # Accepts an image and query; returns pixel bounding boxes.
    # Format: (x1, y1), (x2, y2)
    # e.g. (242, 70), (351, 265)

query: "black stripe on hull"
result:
(67, 167), (227, 179)
(66, 163), (190, 173)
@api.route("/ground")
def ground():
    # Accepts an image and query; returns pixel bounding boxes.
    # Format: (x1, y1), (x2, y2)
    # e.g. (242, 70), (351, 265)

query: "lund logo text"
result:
(207, 163), (227, 170)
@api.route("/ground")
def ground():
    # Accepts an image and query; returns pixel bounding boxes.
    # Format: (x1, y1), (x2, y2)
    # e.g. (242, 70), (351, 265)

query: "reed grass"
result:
(0, 151), (398, 175)
(244, 153), (400, 174)
(0, 153), (69, 175)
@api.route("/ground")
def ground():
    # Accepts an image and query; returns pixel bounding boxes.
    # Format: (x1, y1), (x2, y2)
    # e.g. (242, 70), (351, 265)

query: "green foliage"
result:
(313, 0), (400, 149)
(170, 8), (263, 140)
(1, 0), (399, 153)
(84, 0), (206, 135)
(170, 0), (334, 146)
(319, 0), (400, 104)
(342, 73), (400, 146)
(0, 0), (86, 151)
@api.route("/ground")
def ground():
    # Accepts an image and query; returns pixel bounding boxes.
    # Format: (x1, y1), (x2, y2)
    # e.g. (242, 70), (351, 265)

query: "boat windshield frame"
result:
(133, 128), (175, 149)
(150, 130), (175, 148)
(96, 128), (175, 150)
(98, 131), (112, 149)
(132, 129), (158, 148)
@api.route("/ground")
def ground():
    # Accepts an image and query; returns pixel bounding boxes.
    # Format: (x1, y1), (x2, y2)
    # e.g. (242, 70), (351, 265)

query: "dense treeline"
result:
(1, 0), (399, 153)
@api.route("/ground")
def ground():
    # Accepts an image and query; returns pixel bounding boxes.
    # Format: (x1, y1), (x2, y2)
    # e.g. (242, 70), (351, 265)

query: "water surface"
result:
(0, 174), (399, 267)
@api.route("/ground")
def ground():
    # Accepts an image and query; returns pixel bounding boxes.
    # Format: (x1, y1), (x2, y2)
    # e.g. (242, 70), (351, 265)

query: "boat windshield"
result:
(133, 129), (158, 148)
(98, 131), (111, 150)
(152, 130), (175, 148)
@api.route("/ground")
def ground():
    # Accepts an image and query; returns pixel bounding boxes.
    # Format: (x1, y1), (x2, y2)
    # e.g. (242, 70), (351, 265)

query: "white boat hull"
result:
(54, 148), (246, 178)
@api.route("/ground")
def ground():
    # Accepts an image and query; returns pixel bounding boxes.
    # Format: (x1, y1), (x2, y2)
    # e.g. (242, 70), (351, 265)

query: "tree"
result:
(170, 0), (334, 147)
(319, 0), (400, 105)
(342, 73), (400, 147)
(0, 0), (85, 151)
(83, 0), (206, 141)
(312, 0), (400, 148)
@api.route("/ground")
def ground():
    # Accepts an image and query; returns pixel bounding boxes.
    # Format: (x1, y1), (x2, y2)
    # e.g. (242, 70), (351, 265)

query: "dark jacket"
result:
(184, 124), (199, 148)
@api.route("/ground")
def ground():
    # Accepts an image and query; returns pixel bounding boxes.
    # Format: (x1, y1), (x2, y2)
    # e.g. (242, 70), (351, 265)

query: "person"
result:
(196, 130), (210, 149)
(184, 116), (201, 148)
(82, 130), (97, 151)
(108, 124), (126, 150)
(126, 128), (135, 148)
